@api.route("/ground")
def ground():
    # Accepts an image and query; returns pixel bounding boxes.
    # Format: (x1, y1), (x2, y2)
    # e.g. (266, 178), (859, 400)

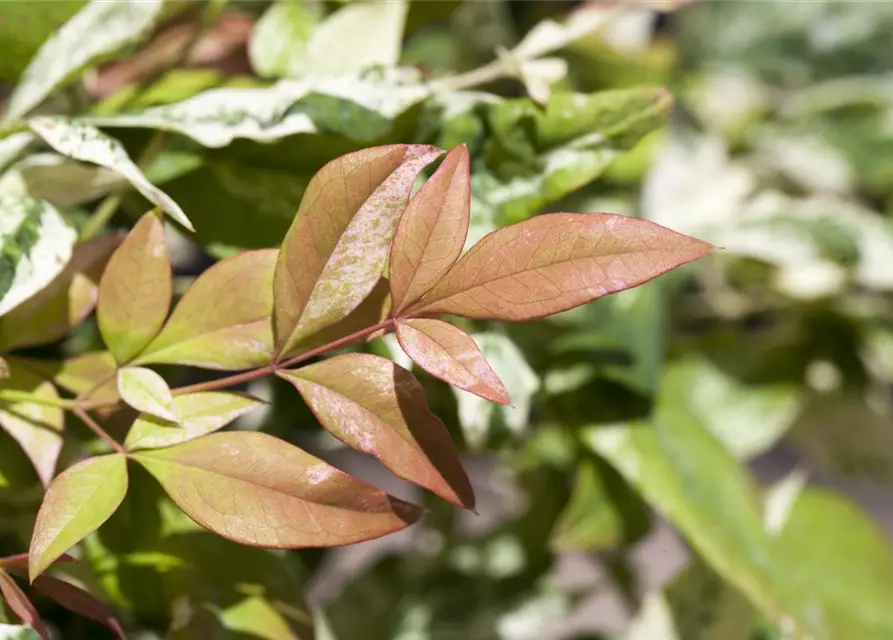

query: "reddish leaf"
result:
(0, 569), (49, 639)
(98, 213), (171, 364)
(284, 277), (391, 358)
(0, 554), (75, 574)
(138, 249), (278, 371)
(279, 354), (474, 509)
(31, 575), (125, 639)
(396, 318), (509, 404)
(407, 213), (713, 321)
(389, 145), (470, 313)
(0, 362), (64, 486)
(132, 431), (421, 548)
(29, 455), (128, 581)
(0, 234), (119, 351)
(273, 144), (442, 355)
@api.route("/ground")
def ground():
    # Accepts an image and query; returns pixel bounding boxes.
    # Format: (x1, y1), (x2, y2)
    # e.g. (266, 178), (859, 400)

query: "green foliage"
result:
(1, 1), (892, 638)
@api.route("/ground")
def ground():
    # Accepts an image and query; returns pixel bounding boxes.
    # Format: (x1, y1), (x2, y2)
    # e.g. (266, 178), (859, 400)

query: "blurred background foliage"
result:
(2, 0), (893, 638)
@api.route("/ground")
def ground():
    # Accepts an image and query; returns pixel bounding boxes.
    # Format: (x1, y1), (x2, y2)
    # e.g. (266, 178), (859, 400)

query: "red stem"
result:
(74, 407), (125, 454)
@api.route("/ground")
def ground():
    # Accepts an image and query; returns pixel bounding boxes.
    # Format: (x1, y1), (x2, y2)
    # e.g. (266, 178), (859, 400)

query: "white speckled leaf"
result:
(0, 196), (76, 317)
(4, 0), (163, 124)
(80, 70), (430, 148)
(28, 118), (193, 231)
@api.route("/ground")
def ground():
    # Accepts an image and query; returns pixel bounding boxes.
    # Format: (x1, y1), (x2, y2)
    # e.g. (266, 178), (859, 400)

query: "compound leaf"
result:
(279, 353), (474, 509)
(116, 367), (177, 422)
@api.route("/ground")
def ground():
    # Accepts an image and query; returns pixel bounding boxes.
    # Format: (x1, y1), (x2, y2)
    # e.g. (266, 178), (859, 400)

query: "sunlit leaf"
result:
(395, 319), (508, 404)
(408, 213), (712, 320)
(117, 367), (177, 423)
(389, 145), (470, 313)
(3, 0), (163, 124)
(658, 359), (801, 460)
(0, 623), (42, 639)
(0, 360), (7, 380)
(279, 353), (474, 508)
(97, 213), (171, 364)
(0, 234), (119, 351)
(302, 0), (407, 77)
(453, 333), (539, 448)
(29, 454), (128, 581)
(125, 392), (265, 451)
(82, 69), (430, 147)
(0, 363), (63, 487)
(273, 144), (442, 355)
(249, 0), (323, 79)
(137, 250), (277, 371)
(0, 196), (76, 318)
(28, 118), (193, 231)
(132, 431), (422, 547)
(0, 571), (47, 640)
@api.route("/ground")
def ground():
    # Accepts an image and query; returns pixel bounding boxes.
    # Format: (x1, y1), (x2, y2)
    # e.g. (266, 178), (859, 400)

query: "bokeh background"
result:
(3, 1), (893, 638)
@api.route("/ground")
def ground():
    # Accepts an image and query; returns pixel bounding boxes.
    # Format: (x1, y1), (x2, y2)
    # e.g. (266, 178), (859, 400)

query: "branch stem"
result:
(74, 407), (125, 454)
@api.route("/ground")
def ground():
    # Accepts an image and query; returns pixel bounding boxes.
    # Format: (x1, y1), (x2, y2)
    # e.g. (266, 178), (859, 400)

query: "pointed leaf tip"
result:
(133, 431), (422, 547)
(117, 367), (177, 422)
(409, 212), (713, 321)
(396, 319), (509, 404)
(98, 213), (171, 364)
(279, 353), (475, 509)
(29, 454), (127, 582)
(390, 145), (470, 312)
(273, 144), (443, 355)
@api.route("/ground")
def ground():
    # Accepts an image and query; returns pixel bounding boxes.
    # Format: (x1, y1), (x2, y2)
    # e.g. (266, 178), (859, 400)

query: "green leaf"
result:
(249, 0), (323, 79)
(657, 359), (801, 460)
(0, 153), (125, 209)
(0, 134), (35, 176)
(97, 213), (171, 364)
(0, 234), (118, 351)
(452, 333), (539, 449)
(279, 353), (475, 509)
(273, 144), (442, 354)
(82, 69), (431, 147)
(28, 118), (193, 231)
(301, 0), (408, 77)
(0, 2), (84, 83)
(11, 351), (119, 406)
(0, 570), (48, 640)
(409, 213), (712, 321)
(0, 359), (7, 380)
(124, 391), (265, 451)
(137, 249), (277, 371)
(29, 454), (128, 581)
(117, 367), (177, 423)
(3, 0), (164, 124)
(395, 319), (509, 404)
(389, 145), (470, 313)
(0, 362), (63, 487)
(0, 623), (42, 640)
(0, 196), (76, 317)
(132, 431), (422, 547)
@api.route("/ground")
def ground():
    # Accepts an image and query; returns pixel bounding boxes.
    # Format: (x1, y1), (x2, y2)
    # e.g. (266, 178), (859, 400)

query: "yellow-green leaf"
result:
(116, 367), (177, 422)
(97, 213), (171, 364)
(124, 392), (265, 451)
(29, 454), (128, 581)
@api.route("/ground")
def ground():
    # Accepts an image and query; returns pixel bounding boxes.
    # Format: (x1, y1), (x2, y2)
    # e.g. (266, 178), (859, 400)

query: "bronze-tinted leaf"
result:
(0, 569), (49, 639)
(279, 353), (474, 509)
(98, 213), (171, 364)
(0, 362), (63, 486)
(132, 431), (422, 547)
(138, 249), (277, 371)
(273, 144), (442, 355)
(395, 318), (509, 404)
(389, 145), (470, 313)
(0, 234), (119, 352)
(408, 213), (713, 321)
(29, 454), (128, 581)
(124, 391), (265, 451)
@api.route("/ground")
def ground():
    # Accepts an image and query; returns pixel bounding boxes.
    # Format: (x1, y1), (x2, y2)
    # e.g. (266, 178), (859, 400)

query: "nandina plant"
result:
(0, 144), (711, 636)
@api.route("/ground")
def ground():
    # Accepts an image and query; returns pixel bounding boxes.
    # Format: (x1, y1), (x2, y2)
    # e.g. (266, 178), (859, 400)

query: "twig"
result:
(74, 407), (125, 454)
